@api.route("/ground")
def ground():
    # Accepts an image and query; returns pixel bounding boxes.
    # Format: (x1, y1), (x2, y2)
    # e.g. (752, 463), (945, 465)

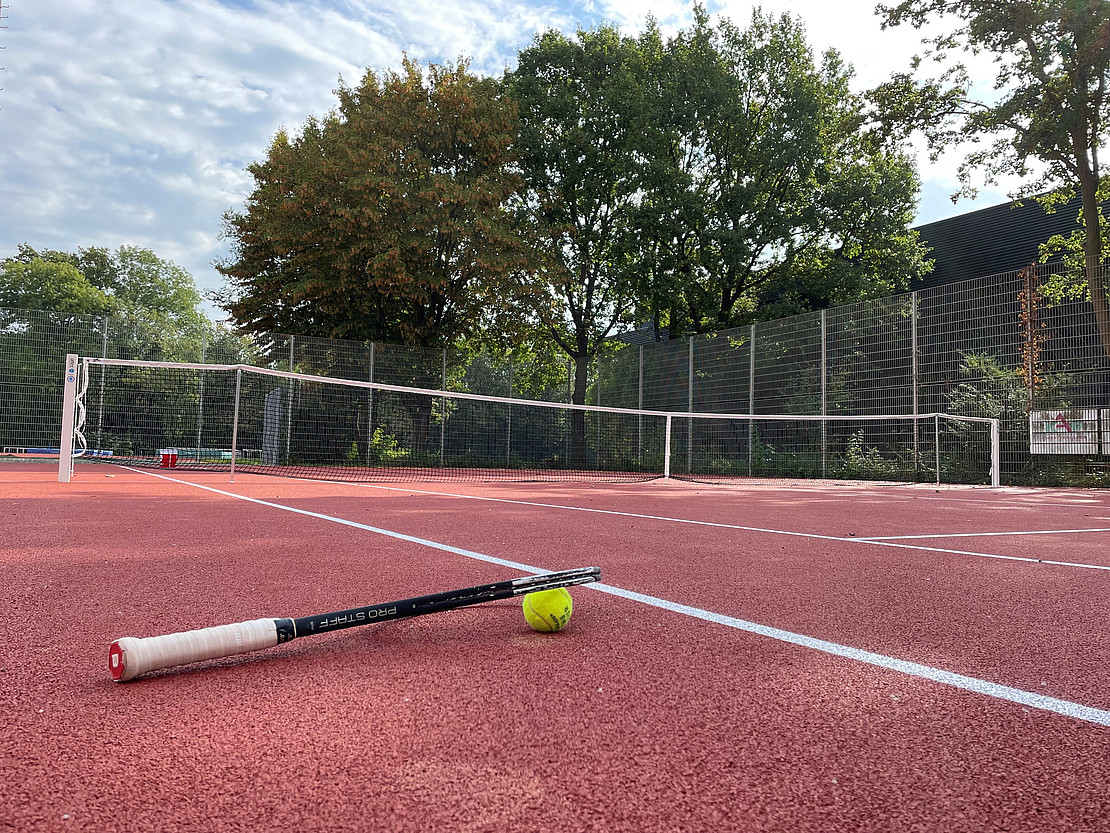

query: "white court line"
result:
(858, 528), (1110, 541)
(121, 466), (1110, 727)
(342, 481), (1110, 572)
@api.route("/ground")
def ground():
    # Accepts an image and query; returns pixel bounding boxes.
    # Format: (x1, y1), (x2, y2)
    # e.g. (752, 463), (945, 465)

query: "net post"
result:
(663, 413), (672, 480)
(58, 354), (79, 483)
(990, 418), (1001, 487)
(230, 367), (242, 483)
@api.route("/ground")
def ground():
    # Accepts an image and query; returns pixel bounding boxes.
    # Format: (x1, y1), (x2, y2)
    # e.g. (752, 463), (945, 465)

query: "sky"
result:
(0, 0), (1018, 320)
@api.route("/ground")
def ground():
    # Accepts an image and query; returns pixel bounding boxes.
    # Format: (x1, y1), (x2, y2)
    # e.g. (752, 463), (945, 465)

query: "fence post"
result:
(506, 359), (513, 466)
(96, 316), (108, 451)
(638, 345), (643, 465)
(821, 310), (828, 479)
(366, 342), (375, 466)
(230, 367), (242, 483)
(440, 348), (446, 466)
(285, 336), (295, 461)
(687, 336), (694, 472)
(748, 324), (756, 476)
(912, 291), (920, 471)
(196, 329), (206, 459)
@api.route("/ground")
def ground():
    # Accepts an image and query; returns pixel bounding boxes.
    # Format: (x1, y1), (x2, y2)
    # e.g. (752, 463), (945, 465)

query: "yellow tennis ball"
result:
(522, 588), (573, 633)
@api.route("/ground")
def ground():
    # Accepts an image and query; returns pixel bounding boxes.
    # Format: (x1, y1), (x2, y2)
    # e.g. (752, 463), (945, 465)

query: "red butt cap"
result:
(108, 641), (126, 682)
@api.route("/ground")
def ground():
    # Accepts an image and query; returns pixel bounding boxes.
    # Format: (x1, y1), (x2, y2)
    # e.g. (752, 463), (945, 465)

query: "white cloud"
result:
(0, 0), (1031, 320)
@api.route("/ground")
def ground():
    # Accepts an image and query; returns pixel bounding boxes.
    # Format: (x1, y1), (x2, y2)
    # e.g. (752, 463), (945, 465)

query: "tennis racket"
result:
(108, 566), (601, 682)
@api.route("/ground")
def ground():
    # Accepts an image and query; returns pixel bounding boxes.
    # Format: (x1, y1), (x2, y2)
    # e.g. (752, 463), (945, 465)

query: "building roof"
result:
(911, 194), (1084, 289)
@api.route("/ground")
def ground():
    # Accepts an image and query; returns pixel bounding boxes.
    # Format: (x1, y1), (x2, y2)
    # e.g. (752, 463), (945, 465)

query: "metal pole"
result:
(596, 353), (602, 467)
(440, 348), (446, 466)
(230, 368), (242, 483)
(196, 329), (206, 460)
(912, 292), (920, 471)
(96, 316), (108, 452)
(687, 336), (694, 472)
(990, 419), (1001, 488)
(663, 414), (672, 480)
(935, 414), (941, 486)
(637, 345), (643, 466)
(748, 325), (756, 476)
(821, 310), (827, 479)
(59, 355), (79, 483)
(366, 342), (375, 466)
(285, 336), (294, 462)
(506, 359), (513, 467)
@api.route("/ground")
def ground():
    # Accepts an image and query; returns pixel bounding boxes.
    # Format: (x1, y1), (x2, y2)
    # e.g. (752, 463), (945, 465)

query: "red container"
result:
(159, 448), (178, 468)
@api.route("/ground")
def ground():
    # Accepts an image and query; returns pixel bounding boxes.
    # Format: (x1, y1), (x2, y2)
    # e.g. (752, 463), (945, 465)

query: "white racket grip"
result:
(109, 618), (279, 682)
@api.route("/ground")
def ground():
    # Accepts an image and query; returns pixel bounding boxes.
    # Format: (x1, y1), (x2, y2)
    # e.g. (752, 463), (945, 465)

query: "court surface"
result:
(3, 462), (1109, 832)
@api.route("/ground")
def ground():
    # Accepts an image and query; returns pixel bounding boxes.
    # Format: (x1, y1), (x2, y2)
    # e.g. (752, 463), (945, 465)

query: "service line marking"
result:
(340, 481), (1110, 572)
(857, 528), (1110, 541)
(123, 467), (1110, 727)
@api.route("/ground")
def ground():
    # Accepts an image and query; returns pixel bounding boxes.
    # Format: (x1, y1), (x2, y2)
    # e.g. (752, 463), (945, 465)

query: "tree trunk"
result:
(1077, 158), (1110, 356)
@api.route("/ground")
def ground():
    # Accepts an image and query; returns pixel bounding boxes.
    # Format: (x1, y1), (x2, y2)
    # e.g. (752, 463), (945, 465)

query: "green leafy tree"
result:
(878, 0), (1110, 354)
(632, 9), (928, 334)
(78, 245), (206, 332)
(4, 244), (216, 361)
(0, 257), (112, 315)
(508, 26), (661, 462)
(508, 27), (656, 399)
(219, 57), (530, 350)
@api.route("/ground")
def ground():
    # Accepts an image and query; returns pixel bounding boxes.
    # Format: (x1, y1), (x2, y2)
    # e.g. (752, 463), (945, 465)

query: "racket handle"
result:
(109, 618), (281, 682)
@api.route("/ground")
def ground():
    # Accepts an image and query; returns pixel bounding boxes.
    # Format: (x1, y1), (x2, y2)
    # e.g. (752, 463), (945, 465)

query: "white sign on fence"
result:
(1029, 409), (1101, 454)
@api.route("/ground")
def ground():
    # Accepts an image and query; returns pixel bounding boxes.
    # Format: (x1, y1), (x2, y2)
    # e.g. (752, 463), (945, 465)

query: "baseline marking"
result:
(124, 467), (1110, 727)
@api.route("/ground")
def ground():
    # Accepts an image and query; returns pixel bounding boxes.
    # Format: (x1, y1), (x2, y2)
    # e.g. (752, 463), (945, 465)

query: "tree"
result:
(878, 0), (1110, 354)
(0, 257), (112, 315)
(508, 25), (660, 463)
(218, 57), (530, 350)
(3, 243), (206, 326)
(508, 28), (656, 380)
(78, 245), (206, 332)
(631, 9), (928, 335)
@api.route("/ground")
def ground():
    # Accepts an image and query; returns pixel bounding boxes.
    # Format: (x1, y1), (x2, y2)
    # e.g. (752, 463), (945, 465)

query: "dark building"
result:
(911, 194), (1086, 289)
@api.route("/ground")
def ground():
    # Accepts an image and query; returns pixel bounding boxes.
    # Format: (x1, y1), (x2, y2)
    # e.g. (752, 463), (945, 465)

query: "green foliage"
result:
(368, 428), (407, 463)
(878, 0), (1110, 354)
(5, 244), (206, 329)
(0, 258), (113, 315)
(508, 24), (657, 406)
(219, 57), (530, 349)
(345, 441), (360, 463)
(506, 7), (928, 420)
(943, 352), (1078, 484)
(834, 431), (903, 480)
(622, 8), (928, 334)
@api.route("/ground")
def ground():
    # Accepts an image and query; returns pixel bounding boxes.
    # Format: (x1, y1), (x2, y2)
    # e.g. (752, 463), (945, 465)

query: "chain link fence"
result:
(4, 262), (1109, 485)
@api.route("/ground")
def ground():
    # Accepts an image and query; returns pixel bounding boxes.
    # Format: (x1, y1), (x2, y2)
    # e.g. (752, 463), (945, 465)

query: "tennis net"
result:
(58, 356), (1000, 486)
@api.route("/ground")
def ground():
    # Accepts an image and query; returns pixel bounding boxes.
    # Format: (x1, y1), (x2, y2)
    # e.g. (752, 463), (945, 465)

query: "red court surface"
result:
(3, 462), (1110, 832)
